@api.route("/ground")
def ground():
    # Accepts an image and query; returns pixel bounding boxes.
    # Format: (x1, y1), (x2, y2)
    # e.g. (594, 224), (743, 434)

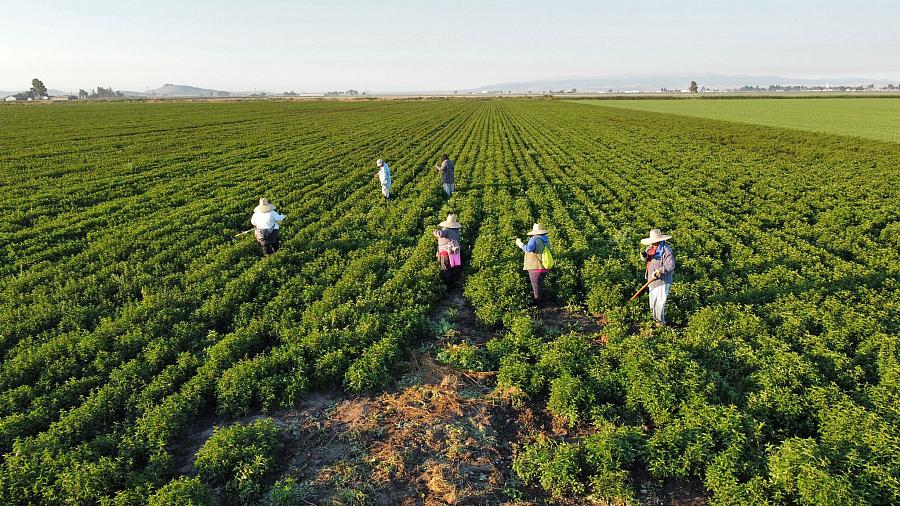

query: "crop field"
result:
(579, 97), (900, 143)
(0, 99), (898, 505)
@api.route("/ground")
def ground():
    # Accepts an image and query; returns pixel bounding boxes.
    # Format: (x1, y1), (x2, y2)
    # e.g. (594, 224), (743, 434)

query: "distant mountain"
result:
(1, 88), (75, 97)
(124, 84), (231, 97)
(470, 73), (896, 93)
(5, 84), (256, 98)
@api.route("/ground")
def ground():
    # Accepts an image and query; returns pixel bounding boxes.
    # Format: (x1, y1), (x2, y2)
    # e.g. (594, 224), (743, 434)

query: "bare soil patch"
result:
(172, 290), (706, 505)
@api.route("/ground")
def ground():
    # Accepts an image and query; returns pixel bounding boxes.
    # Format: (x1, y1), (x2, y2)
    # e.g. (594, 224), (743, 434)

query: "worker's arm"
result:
(523, 237), (540, 252)
(273, 212), (285, 223)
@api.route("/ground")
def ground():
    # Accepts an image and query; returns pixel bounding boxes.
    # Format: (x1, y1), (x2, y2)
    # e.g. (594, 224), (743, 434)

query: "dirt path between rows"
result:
(173, 289), (707, 505)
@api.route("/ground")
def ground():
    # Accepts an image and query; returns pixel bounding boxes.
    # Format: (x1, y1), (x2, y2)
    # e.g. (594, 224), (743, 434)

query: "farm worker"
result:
(516, 223), (552, 306)
(375, 159), (391, 199)
(640, 228), (676, 325)
(432, 214), (462, 288)
(251, 197), (285, 255)
(435, 154), (455, 197)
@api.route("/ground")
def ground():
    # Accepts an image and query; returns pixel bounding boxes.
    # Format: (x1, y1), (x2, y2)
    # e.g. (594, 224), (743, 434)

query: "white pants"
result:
(381, 182), (391, 198)
(649, 283), (671, 324)
(442, 182), (454, 196)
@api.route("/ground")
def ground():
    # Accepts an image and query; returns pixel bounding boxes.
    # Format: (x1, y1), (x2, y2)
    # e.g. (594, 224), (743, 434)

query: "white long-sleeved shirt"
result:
(251, 210), (285, 230)
(378, 163), (391, 186)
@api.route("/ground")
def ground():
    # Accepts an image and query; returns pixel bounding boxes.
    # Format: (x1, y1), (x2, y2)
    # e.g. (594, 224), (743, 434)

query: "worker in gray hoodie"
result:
(435, 154), (455, 197)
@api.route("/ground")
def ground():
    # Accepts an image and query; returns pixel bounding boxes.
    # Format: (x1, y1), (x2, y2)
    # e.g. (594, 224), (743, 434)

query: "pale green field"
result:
(575, 97), (900, 143)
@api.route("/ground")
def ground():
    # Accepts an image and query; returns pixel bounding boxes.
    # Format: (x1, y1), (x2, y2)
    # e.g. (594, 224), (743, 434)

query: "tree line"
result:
(8, 77), (124, 100)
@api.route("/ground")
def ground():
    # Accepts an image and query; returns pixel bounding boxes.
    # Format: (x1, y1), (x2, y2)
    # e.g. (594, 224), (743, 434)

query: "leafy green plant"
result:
(149, 476), (213, 506)
(194, 418), (283, 501)
(436, 342), (489, 371)
(266, 476), (308, 506)
(513, 434), (585, 498)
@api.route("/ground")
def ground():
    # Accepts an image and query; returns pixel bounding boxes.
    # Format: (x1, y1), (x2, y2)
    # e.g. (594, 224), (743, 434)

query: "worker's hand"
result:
(640, 250), (649, 260)
(515, 238), (524, 249)
(653, 269), (662, 279)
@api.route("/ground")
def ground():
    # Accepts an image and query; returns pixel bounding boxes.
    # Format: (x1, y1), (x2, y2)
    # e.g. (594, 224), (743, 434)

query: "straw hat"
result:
(438, 214), (461, 229)
(526, 223), (549, 236)
(254, 197), (275, 213)
(640, 228), (671, 246)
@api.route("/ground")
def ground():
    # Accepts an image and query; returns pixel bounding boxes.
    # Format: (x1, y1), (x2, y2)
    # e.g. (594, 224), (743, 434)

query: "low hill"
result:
(124, 84), (230, 97)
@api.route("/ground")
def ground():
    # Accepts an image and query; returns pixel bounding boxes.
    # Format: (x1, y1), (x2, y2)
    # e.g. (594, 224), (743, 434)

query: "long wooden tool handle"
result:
(627, 279), (654, 303)
(233, 228), (255, 238)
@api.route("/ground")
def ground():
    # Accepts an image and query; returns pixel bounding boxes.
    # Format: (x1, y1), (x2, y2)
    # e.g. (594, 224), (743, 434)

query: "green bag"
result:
(541, 246), (554, 269)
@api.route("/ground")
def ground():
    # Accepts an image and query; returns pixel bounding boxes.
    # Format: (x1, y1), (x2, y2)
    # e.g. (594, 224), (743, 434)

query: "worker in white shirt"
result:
(375, 159), (391, 199)
(251, 197), (285, 255)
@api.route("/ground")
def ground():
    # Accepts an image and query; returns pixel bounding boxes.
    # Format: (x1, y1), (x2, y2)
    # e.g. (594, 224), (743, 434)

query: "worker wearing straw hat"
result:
(251, 197), (285, 256)
(374, 159), (392, 199)
(432, 214), (462, 288)
(640, 228), (675, 325)
(516, 223), (552, 305)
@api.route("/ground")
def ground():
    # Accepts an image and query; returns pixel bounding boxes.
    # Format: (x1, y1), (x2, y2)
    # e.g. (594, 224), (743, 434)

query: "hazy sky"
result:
(2, 0), (898, 92)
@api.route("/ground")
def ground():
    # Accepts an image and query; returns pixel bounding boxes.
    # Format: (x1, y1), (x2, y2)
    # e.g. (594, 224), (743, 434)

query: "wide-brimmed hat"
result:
(526, 223), (549, 236)
(376, 159), (384, 167)
(254, 197), (275, 213)
(439, 214), (461, 229)
(640, 228), (671, 246)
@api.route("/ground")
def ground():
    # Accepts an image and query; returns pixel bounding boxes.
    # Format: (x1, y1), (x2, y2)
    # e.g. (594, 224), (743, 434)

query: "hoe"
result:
(627, 278), (655, 303)
(232, 228), (255, 241)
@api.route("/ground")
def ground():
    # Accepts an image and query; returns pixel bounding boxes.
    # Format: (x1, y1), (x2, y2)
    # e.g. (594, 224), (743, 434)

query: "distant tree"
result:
(89, 86), (121, 99)
(78, 89), (88, 99)
(689, 81), (698, 93)
(31, 78), (48, 98)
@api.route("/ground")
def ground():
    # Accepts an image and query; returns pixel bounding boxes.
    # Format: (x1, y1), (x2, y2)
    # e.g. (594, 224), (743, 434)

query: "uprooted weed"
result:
(275, 368), (519, 505)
